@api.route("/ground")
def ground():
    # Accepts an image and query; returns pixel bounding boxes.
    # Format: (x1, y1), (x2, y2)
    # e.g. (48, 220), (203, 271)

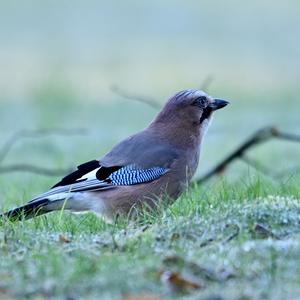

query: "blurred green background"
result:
(0, 0), (299, 190)
(0, 3), (300, 298)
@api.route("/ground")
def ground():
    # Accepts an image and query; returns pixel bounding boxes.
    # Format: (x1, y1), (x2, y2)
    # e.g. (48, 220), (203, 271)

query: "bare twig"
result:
(196, 126), (300, 184)
(200, 75), (214, 92)
(0, 164), (70, 176)
(0, 128), (87, 164)
(110, 85), (161, 109)
(112, 78), (215, 110)
(0, 128), (87, 177)
(0, 119), (299, 184)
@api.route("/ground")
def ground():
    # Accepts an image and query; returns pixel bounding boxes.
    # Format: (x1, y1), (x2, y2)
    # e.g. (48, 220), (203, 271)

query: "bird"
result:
(2, 89), (229, 221)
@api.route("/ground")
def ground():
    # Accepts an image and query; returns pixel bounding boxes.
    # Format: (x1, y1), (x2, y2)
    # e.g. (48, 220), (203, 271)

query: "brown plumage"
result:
(2, 89), (228, 221)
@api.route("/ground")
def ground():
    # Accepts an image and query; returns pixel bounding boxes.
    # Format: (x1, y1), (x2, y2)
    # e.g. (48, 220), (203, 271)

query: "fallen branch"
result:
(0, 128), (87, 164)
(196, 126), (300, 184)
(0, 118), (299, 184)
(0, 128), (87, 176)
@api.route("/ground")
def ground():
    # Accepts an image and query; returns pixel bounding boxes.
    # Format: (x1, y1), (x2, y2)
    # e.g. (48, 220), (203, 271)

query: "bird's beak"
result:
(209, 99), (229, 111)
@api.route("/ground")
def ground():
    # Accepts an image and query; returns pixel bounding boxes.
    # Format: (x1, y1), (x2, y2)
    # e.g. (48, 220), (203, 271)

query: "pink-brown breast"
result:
(89, 148), (200, 218)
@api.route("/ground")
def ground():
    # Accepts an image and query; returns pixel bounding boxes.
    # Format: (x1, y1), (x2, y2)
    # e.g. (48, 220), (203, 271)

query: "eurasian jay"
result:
(2, 89), (228, 221)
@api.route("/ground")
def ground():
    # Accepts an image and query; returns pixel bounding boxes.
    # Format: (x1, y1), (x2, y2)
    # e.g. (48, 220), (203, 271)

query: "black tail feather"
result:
(1, 199), (51, 221)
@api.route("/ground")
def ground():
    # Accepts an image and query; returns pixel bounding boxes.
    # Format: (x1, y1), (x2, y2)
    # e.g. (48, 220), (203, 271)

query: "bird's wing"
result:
(30, 159), (169, 202)
(99, 132), (180, 169)
(31, 132), (180, 202)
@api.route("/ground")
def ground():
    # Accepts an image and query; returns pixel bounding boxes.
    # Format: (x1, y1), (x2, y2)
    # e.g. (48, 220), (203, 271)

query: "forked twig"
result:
(0, 128), (87, 176)
(196, 126), (300, 184)
(0, 111), (299, 183)
(0, 128), (87, 164)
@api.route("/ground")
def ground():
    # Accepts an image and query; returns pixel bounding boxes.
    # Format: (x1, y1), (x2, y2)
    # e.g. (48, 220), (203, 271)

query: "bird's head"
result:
(154, 89), (229, 132)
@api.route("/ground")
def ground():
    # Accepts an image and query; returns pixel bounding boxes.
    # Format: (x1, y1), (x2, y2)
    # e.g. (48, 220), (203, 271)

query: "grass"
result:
(1, 176), (300, 299)
(0, 95), (299, 299)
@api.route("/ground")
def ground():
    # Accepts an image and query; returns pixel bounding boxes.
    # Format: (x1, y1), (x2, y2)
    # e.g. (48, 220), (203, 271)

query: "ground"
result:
(0, 98), (299, 300)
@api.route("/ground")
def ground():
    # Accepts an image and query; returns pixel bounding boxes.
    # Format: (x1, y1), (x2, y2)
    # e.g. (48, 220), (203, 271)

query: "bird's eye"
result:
(192, 96), (207, 108)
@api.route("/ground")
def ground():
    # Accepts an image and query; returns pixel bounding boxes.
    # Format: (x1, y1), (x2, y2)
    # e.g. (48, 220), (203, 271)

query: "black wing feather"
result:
(52, 160), (100, 188)
(51, 160), (123, 189)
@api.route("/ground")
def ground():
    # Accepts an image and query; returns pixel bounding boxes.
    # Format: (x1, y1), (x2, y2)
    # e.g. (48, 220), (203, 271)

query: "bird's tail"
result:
(1, 198), (66, 221)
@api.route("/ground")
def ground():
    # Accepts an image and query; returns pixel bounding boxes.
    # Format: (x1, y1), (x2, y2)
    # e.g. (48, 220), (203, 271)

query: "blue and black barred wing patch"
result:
(30, 162), (168, 202)
(107, 165), (168, 186)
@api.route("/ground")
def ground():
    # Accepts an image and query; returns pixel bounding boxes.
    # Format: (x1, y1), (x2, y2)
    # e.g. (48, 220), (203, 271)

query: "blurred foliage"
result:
(0, 0), (299, 103)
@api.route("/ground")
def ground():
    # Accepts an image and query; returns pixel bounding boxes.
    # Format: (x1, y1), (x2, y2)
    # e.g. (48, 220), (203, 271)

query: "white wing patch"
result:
(30, 164), (168, 203)
(80, 167), (101, 181)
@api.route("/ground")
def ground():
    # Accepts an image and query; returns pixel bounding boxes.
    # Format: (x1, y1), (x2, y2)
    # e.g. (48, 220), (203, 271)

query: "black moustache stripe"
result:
(200, 107), (212, 123)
